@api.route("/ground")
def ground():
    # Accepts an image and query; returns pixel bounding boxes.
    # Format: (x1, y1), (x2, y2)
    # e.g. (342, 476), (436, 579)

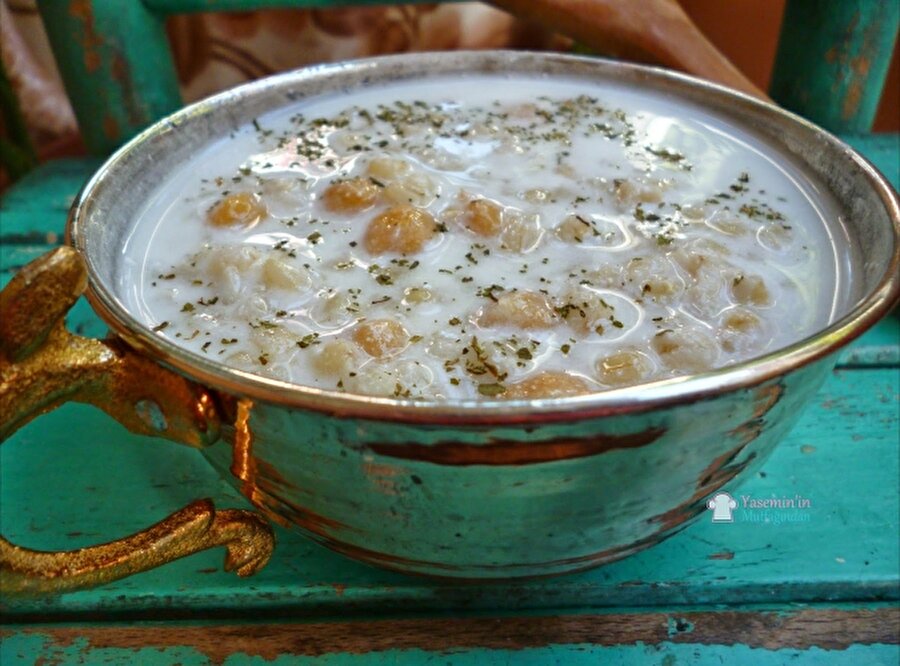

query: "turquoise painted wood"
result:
(771, 0), (900, 133)
(0, 136), (898, 662)
(36, 0), (181, 156)
(2, 625), (898, 665)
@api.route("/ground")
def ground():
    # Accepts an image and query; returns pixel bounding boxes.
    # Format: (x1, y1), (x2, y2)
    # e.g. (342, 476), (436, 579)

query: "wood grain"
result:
(5, 607), (898, 663)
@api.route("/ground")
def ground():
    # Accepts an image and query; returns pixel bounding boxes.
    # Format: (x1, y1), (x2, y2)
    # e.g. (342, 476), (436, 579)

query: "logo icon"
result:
(707, 492), (737, 522)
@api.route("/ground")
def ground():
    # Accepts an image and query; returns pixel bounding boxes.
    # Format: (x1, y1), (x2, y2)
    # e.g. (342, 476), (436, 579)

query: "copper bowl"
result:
(2, 52), (898, 593)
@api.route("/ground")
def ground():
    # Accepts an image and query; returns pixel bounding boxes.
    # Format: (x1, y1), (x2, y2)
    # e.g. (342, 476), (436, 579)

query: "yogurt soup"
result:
(119, 74), (852, 400)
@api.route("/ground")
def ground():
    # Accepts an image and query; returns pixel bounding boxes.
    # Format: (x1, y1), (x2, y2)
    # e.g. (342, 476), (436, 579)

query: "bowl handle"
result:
(0, 246), (274, 596)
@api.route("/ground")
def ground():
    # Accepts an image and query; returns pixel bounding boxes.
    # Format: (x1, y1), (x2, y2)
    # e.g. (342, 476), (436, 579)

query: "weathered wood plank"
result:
(1, 606), (898, 664)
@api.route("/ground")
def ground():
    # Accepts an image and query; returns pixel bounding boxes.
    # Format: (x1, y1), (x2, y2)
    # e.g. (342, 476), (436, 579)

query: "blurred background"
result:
(1, 0), (897, 190)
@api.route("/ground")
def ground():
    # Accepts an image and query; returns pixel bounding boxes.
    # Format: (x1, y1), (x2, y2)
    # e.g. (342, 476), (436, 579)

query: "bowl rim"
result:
(68, 50), (900, 425)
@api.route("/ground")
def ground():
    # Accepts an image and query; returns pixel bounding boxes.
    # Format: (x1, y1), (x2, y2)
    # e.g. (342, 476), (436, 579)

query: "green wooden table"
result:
(1, 135), (898, 664)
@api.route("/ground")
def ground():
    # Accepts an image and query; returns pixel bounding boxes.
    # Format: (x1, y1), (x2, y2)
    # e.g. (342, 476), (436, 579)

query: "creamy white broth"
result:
(119, 74), (850, 400)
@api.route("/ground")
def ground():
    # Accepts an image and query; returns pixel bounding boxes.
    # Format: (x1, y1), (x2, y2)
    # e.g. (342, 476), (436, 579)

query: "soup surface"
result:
(119, 74), (851, 400)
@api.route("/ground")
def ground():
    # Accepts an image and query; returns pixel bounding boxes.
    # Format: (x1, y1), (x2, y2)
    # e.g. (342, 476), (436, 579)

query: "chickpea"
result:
(614, 178), (666, 206)
(200, 245), (263, 303)
(364, 205), (438, 255)
(596, 350), (654, 386)
(321, 177), (381, 214)
(261, 256), (310, 291)
(582, 265), (624, 290)
(367, 156), (412, 181)
(555, 214), (594, 244)
(384, 173), (439, 207)
(720, 307), (764, 353)
(352, 319), (410, 358)
(204, 245), (263, 275)
(416, 146), (466, 171)
(500, 211), (543, 253)
(556, 163), (577, 178)
(504, 372), (591, 399)
(724, 308), (761, 334)
(345, 360), (433, 398)
(250, 322), (297, 356)
(506, 103), (538, 120)
(558, 286), (615, 334)
(313, 339), (359, 377)
(651, 327), (719, 374)
(731, 274), (771, 306)
(345, 366), (398, 397)
(478, 290), (559, 330)
(463, 198), (503, 237)
(624, 257), (683, 303)
(208, 192), (266, 228)
(311, 290), (353, 328)
(226, 351), (256, 372)
(672, 239), (730, 278)
(260, 177), (310, 218)
(426, 332), (460, 360)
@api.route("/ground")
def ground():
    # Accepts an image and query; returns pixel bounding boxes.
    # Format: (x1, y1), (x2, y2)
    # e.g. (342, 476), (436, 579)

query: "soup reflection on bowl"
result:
(67, 52), (897, 578)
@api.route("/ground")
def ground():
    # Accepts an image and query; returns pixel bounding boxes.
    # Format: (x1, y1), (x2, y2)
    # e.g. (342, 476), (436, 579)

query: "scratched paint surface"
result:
(1, 634), (898, 665)
(770, 1), (899, 133)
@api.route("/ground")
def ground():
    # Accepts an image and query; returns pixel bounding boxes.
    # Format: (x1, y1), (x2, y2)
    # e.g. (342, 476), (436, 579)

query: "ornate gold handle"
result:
(0, 247), (274, 596)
